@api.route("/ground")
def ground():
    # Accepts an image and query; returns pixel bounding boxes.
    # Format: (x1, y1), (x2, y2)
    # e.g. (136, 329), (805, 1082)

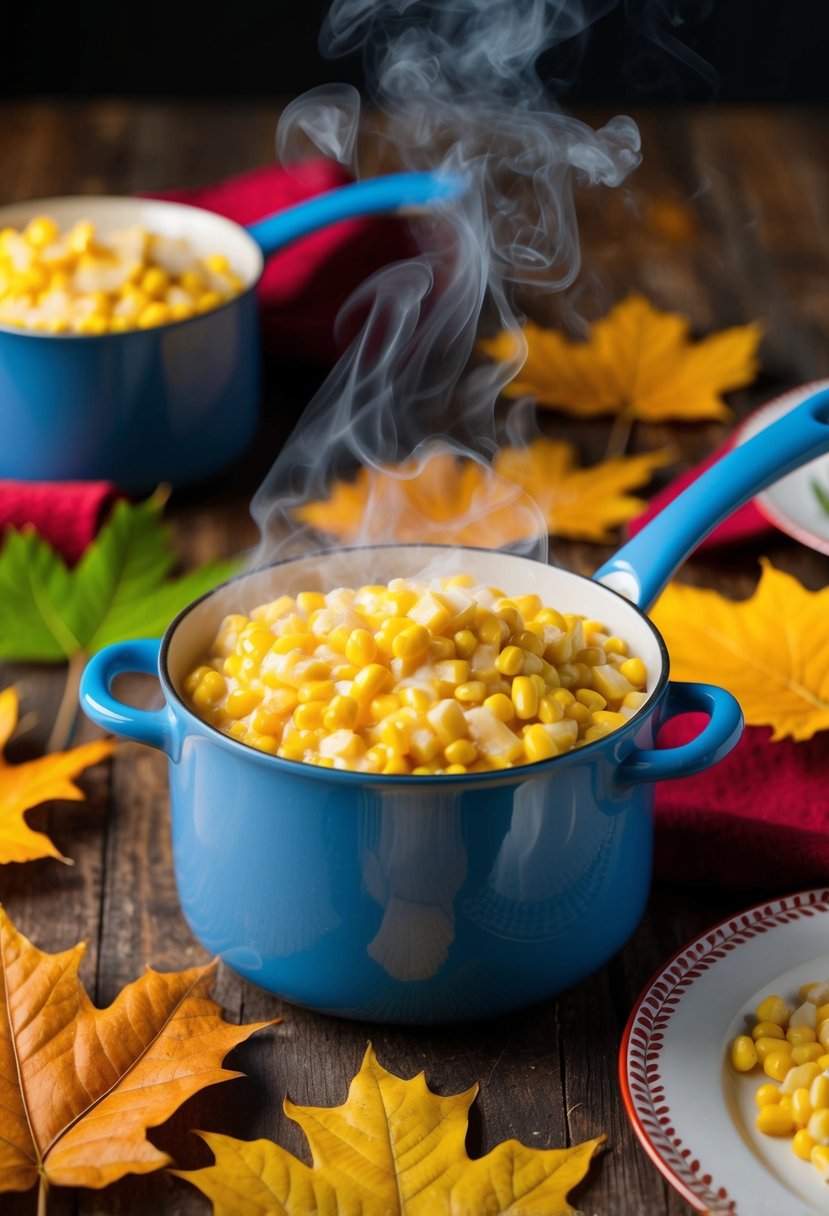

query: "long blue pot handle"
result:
(80, 638), (177, 757)
(245, 170), (465, 258)
(618, 682), (743, 786)
(595, 387), (829, 610)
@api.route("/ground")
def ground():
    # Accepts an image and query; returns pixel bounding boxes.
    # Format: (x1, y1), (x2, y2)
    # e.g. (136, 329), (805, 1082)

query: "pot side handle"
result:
(617, 681), (743, 786)
(594, 387), (829, 610)
(79, 639), (177, 757)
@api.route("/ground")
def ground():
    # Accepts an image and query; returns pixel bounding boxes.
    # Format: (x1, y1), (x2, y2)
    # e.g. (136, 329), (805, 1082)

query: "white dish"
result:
(737, 380), (829, 555)
(621, 889), (829, 1214)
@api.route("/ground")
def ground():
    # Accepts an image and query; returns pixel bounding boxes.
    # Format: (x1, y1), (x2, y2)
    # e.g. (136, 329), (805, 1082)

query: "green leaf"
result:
(0, 494), (239, 663)
(812, 476), (829, 517)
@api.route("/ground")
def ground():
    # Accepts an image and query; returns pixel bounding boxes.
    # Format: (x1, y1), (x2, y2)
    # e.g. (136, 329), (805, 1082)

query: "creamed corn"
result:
(183, 574), (650, 774)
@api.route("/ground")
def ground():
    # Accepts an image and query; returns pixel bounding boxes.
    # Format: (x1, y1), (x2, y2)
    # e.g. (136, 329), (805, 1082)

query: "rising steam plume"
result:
(251, 0), (642, 569)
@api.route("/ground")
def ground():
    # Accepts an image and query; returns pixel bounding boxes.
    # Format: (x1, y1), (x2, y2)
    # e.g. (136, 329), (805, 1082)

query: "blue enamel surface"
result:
(246, 171), (466, 256)
(80, 639), (180, 754)
(80, 640), (742, 1024)
(0, 289), (260, 492)
(617, 682), (743, 785)
(595, 387), (829, 608)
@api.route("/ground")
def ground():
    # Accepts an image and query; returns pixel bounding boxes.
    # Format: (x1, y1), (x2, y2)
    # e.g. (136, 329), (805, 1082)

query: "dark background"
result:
(2, 0), (828, 102)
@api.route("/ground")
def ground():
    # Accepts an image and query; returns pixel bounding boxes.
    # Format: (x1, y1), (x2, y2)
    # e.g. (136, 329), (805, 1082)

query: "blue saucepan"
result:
(79, 389), (829, 1023)
(0, 172), (461, 492)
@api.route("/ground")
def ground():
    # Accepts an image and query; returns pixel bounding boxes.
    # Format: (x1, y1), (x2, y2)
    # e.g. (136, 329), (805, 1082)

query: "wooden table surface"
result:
(1, 100), (828, 1216)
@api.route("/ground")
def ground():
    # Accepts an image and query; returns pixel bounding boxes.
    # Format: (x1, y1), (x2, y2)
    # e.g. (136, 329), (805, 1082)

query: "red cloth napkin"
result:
(0, 481), (119, 565)
(627, 434), (770, 548)
(653, 716), (829, 890)
(153, 161), (415, 364)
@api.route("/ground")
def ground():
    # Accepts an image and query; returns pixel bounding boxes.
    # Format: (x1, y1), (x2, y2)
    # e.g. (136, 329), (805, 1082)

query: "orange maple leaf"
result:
(0, 686), (113, 864)
(296, 440), (669, 546)
(296, 450), (539, 549)
(176, 1044), (604, 1215)
(0, 906), (274, 1206)
(479, 294), (762, 422)
(494, 439), (672, 543)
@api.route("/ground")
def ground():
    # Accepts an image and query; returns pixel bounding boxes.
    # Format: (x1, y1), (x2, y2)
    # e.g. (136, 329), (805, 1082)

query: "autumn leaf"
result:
(0, 686), (113, 864)
(0, 491), (238, 663)
(479, 294), (763, 422)
(494, 439), (672, 543)
(296, 450), (539, 549)
(0, 490), (239, 752)
(176, 1044), (603, 1215)
(0, 906), (273, 1209)
(650, 560), (829, 741)
(296, 441), (670, 547)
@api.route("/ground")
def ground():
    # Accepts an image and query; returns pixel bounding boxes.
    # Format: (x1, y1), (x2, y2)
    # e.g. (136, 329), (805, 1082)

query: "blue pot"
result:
(80, 546), (743, 1023)
(0, 174), (460, 492)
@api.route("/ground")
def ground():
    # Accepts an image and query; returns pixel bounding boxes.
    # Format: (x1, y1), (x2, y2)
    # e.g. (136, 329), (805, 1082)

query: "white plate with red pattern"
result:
(620, 889), (829, 1215)
(736, 380), (829, 556)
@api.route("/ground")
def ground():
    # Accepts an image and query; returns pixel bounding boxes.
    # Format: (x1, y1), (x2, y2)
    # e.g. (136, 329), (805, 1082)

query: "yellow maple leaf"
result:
(479, 294), (763, 422)
(176, 1043), (603, 1215)
(0, 686), (113, 864)
(0, 906), (274, 1207)
(650, 561), (829, 742)
(297, 441), (669, 547)
(494, 439), (672, 543)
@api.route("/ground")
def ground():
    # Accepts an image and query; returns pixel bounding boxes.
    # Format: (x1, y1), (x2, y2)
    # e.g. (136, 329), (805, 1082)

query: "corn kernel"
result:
(294, 702), (324, 730)
(495, 645), (524, 676)
(753, 1021), (786, 1042)
(444, 739), (477, 766)
(392, 623), (430, 660)
(755, 1036), (792, 1063)
(620, 657), (647, 687)
(137, 302), (172, 329)
(523, 723), (559, 763)
(731, 1035), (757, 1072)
(226, 688), (262, 719)
(482, 692), (514, 722)
(453, 629), (478, 659)
(141, 267), (169, 298)
(455, 680), (487, 703)
(793, 1128), (816, 1160)
(757, 995), (791, 1027)
(512, 676), (538, 720)
(792, 1044), (824, 1065)
(809, 1109), (829, 1145)
(757, 1104), (795, 1135)
(755, 1083), (781, 1107)
(345, 629), (376, 667)
(764, 1052), (794, 1081)
(812, 1075), (829, 1110)
(352, 664), (393, 700)
(24, 215), (60, 248)
(576, 688), (607, 712)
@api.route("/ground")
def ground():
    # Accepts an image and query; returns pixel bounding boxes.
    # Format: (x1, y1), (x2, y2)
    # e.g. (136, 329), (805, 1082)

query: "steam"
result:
(251, 0), (642, 571)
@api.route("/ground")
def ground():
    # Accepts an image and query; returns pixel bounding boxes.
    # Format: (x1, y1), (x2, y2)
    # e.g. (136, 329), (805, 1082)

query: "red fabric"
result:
(627, 435), (770, 548)
(653, 716), (829, 890)
(152, 161), (415, 364)
(0, 480), (119, 564)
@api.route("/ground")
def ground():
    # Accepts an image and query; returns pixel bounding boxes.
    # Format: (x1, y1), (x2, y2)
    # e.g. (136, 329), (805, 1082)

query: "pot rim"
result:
(0, 193), (264, 342)
(158, 543), (672, 785)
